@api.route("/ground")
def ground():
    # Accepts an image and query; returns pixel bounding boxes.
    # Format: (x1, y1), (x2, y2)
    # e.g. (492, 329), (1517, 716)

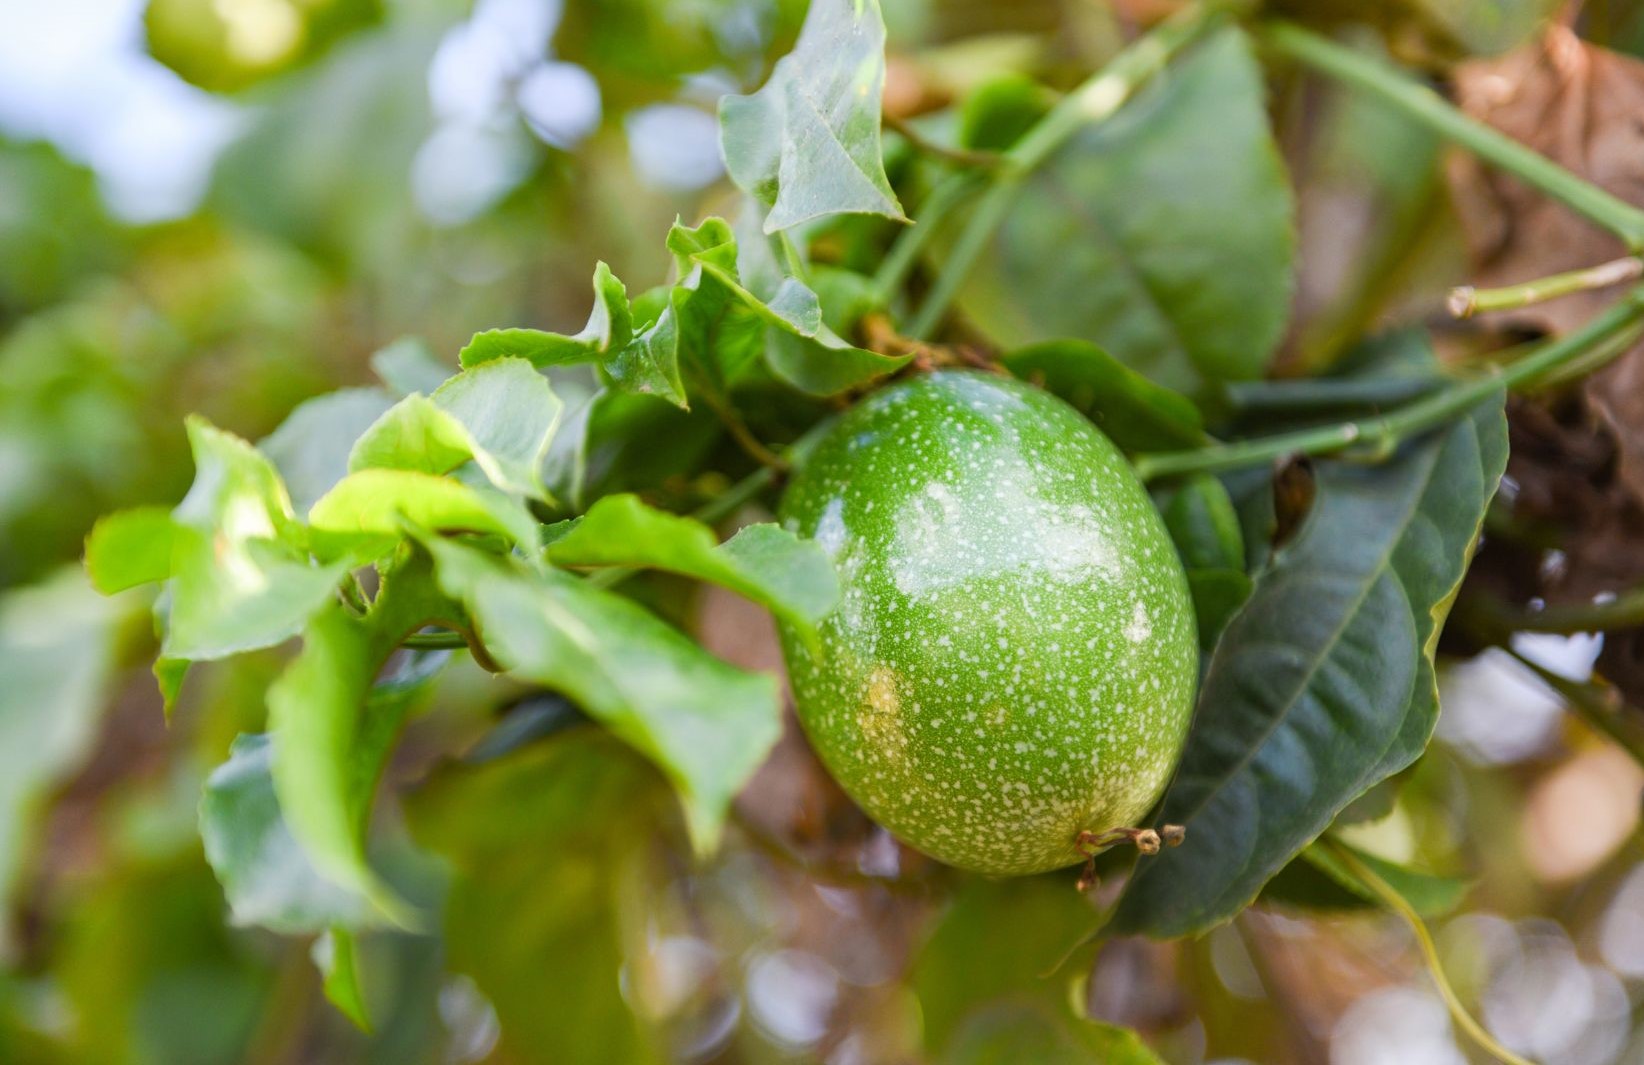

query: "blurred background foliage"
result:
(3, 0), (1644, 1062)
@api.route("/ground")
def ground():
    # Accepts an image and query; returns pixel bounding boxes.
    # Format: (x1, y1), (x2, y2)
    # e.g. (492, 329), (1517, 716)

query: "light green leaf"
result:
(200, 733), (374, 935)
(1109, 398), (1508, 938)
(0, 571), (123, 949)
(1002, 339), (1206, 452)
(313, 928), (370, 1032)
(953, 29), (1294, 399)
(267, 555), (458, 928)
(260, 387), (396, 513)
(719, 0), (905, 233)
(165, 418), (347, 661)
(426, 537), (782, 853)
(545, 494), (838, 637)
(84, 505), (175, 594)
(458, 263), (631, 370)
(307, 469), (540, 562)
(406, 733), (667, 1064)
(371, 337), (453, 397)
(350, 357), (561, 500)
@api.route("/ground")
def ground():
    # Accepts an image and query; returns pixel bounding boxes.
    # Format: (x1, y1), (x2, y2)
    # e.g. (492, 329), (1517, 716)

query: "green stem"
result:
(882, 114), (1005, 170)
(1132, 290), (1644, 481)
(1263, 22), (1644, 249)
(872, 170), (981, 300)
(1489, 587), (1644, 635)
(1323, 839), (1538, 1065)
(1450, 257), (1644, 318)
(905, 2), (1234, 339)
(402, 631), (468, 650)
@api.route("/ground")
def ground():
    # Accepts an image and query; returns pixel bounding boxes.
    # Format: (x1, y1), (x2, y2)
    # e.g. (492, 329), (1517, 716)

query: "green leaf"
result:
(313, 928), (370, 1032)
(958, 74), (1055, 152)
(307, 469), (540, 562)
(719, 0), (906, 233)
(371, 336), (454, 396)
(84, 505), (175, 594)
(0, 571), (122, 948)
(406, 733), (667, 1064)
(165, 418), (347, 661)
(1002, 339), (1206, 452)
(458, 263), (632, 370)
(1162, 474), (1245, 573)
(915, 878), (1100, 1050)
(426, 537), (782, 854)
(350, 357), (562, 501)
(941, 1003), (1163, 1065)
(200, 733), (374, 934)
(266, 554), (459, 928)
(545, 494), (839, 637)
(1262, 840), (1471, 920)
(260, 387), (396, 513)
(953, 29), (1294, 399)
(1108, 399), (1508, 938)
(1185, 568), (1252, 652)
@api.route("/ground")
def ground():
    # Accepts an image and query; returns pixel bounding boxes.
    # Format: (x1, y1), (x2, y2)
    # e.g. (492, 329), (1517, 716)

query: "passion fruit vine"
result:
(776, 371), (1198, 875)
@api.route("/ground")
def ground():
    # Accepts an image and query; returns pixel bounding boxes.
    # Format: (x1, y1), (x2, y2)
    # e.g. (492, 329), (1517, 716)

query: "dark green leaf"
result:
(941, 1003), (1163, 1065)
(406, 733), (667, 1064)
(1109, 398), (1508, 938)
(545, 494), (838, 637)
(426, 537), (782, 853)
(719, 0), (906, 232)
(913, 877), (1102, 1053)
(953, 29), (1294, 399)
(1002, 339), (1205, 452)
(260, 387), (396, 513)
(1186, 568), (1252, 652)
(84, 505), (175, 595)
(1162, 474), (1244, 572)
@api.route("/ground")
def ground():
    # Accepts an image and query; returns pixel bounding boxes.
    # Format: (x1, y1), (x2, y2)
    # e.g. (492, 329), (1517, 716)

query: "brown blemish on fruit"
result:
(857, 665), (908, 759)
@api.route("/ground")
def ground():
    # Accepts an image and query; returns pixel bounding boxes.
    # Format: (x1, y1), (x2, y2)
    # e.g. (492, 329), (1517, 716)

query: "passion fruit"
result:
(777, 371), (1197, 875)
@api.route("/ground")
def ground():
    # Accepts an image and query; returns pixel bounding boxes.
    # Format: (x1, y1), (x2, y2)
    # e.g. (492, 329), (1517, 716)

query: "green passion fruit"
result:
(776, 371), (1197, 875)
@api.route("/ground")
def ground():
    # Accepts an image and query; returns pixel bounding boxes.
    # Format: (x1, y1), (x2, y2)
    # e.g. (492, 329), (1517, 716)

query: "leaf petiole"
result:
(1132, 289), (1644, 481)
(1322, 838), (1537, 1065)
(1450, 256), (1644, 318)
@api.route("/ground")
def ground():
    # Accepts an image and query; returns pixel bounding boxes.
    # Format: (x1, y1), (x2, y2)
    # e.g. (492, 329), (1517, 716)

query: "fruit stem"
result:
(1132, 289), (1644, 481)
(1262, 22), (1644, 250)
(1322, 838), (1538, 1065)
(1450, 256), (1644, 318)
(901, 2), (1237, 340)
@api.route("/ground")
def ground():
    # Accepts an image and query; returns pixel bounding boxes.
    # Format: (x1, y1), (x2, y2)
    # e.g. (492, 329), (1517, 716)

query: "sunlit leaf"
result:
(84, 505), (175, 595)
(1109, 398), (1508, 938)
(1262, 839), (1472, 918)
(314, 927), (371, 1031)
(165, 418), (347, 660)
(351, 357), (561, 501)
(720, 0), (906, 233)
(953, 29), (1294, 399)
(308, 469), (540, 562)
(546, 494), (838, 637)
(458, 263), (632, 370)
(426, 537), (782, 853)
(941, 1003), (1163, 1065)
(371, 336), (454, 396)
